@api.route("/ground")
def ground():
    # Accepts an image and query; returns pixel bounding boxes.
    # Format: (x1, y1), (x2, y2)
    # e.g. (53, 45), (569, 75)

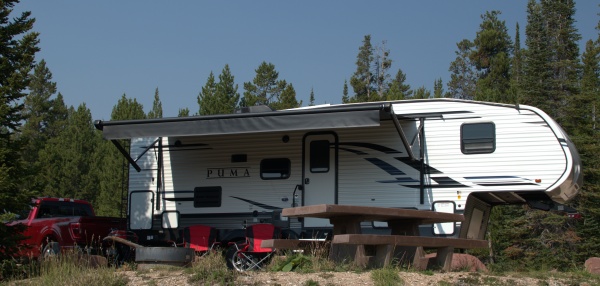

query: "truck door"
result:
(303, 132), (337, 228)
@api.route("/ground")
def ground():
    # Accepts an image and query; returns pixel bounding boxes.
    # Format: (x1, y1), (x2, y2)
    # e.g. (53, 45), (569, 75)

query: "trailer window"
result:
(260, 158), (291, 180)
(310, 140), (330, 173)
(194, 186), (222, 208)
(461, 122), (495, 154)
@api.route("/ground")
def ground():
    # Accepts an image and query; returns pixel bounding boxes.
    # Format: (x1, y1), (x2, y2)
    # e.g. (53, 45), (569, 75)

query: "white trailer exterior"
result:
(95, 99), (582, 244)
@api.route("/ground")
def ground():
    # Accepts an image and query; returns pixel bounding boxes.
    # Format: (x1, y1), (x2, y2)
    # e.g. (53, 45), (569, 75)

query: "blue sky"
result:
(13, 1), (599, 120)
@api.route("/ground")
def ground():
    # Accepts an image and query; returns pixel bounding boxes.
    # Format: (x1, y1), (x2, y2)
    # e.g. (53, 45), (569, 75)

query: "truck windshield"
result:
(37, 201), (94, 218)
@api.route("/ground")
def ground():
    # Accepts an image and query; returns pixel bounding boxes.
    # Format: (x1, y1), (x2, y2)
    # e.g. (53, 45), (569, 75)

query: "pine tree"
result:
(374, 40), (392, 99)
(386, 69), (412, 101)
(386, 81), (403, 101)
(215, 64), (240, 114)
(508, 22), (523, 104)
(21, 60), (68, 192)
(412, 86), (431, 99)
(520, 0), (553, 114)
(38, 104), (102, 202)
(178, 107), (190, 117)
(448, 39), (477, 99)
(198, 72), (217, 115)
(242, 62), (286, 107)
(542, 0), (581, 124)
(471, 11), (513, 103)
(0, 0), (40, 260)
(572, 35), (600, 262)
(433, 78), (444, 98)
(0, 0), (39, 212)
(271, 83), (302, 110)
(309, 88), (315, 106)
(147, 87), (163, 119)
(342, 80), (350, 103)
(350, 35), (374, 102)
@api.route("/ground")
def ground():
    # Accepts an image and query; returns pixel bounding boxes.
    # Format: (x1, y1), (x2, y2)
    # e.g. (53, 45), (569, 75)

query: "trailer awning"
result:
(94, 106), (383, 140)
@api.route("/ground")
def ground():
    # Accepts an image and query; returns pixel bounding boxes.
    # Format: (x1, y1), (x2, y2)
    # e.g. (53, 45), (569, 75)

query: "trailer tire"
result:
(225, 245), (249, 271)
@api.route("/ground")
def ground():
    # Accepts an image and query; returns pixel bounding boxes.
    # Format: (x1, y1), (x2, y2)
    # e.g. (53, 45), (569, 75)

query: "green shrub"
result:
(370, 267), (403, 286)
(187, 251), (238, 285)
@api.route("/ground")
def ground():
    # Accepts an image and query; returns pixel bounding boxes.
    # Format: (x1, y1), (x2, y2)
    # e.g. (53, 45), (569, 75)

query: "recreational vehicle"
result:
(94, 99), (582, 245)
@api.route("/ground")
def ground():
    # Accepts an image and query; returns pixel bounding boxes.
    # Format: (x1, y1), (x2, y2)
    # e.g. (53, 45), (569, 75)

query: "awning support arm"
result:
(133, 138), (161, 163)
(419, 117), (425, 205)
(111, 140), (141, 172)
(389, 107), (417, 161)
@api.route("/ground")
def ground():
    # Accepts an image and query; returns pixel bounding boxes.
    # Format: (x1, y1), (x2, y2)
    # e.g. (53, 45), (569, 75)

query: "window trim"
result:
(260, 158), (291, 180)
(460, 122), (496, 154)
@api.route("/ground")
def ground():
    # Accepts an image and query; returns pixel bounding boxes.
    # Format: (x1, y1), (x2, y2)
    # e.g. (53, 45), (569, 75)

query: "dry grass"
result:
(4, 251), (127, 286)
(5, 245), (600, 286)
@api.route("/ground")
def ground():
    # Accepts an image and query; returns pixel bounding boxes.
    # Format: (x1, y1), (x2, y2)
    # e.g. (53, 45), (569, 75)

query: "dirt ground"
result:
(119, 268), (583, 286)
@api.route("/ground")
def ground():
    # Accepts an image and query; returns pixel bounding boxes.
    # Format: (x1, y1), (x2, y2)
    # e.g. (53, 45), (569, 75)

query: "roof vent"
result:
(235, 105), (273, 114)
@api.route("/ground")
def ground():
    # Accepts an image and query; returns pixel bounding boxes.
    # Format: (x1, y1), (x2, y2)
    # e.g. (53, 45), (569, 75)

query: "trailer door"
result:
(303, 132), (337, 228)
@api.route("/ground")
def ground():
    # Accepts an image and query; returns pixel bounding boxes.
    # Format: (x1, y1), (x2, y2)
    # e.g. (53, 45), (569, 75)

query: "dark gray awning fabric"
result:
(96, 108), (382, 140)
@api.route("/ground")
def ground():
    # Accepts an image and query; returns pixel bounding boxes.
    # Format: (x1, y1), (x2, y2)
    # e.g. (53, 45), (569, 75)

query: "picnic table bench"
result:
(270, 204), (487, 270)
(333, 234), (488, 271)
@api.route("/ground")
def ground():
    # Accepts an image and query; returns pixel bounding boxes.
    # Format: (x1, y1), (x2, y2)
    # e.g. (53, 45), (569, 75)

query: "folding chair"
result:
(226, 223), (281, 271)
(179, 225), (220, 256)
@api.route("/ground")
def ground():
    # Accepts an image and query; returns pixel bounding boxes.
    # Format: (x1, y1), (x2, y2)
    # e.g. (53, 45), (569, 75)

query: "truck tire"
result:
(40, 241), (60, 261)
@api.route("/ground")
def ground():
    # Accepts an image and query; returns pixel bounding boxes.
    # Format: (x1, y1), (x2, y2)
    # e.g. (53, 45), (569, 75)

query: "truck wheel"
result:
(40, 241), (60, 261)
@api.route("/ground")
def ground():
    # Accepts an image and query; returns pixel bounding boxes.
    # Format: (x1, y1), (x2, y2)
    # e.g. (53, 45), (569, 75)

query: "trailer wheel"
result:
(227, 248), (253, 271)
(225, 244), (249, 271)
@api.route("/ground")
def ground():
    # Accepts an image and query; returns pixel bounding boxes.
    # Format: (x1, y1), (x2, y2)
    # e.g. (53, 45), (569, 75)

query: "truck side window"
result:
(38, 206), (51, 218)
(461, 122), (496, 154)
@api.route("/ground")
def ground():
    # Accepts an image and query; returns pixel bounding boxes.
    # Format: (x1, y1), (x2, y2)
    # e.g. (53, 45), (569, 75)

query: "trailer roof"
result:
(94, 103), (384, 140)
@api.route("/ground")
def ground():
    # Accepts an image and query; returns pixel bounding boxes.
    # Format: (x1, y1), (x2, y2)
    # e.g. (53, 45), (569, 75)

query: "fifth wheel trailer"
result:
(94, 99), (582, 244)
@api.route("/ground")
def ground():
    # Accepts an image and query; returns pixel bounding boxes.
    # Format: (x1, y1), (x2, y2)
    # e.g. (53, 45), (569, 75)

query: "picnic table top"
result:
(282, 204), (464, 225)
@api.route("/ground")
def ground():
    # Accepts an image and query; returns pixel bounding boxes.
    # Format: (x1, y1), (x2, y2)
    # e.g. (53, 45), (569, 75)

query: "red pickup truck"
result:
(8, 197), (126, 259)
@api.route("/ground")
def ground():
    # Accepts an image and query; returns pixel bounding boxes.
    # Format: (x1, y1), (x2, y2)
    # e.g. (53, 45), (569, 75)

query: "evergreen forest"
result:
(1, 0), (600, 272)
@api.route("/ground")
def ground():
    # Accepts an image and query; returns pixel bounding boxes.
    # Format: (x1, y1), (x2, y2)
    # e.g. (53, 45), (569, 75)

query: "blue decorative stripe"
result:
(338, 147), (368, 155)
(476, 183), (538, 186)
(230, 196), (281, 210)
(464, 176), (538, 186)
(395, 157), (442, 174)
(339, 142), (401, 154)
(431, 176), (468, 187)
(377, 177), (420, 183)
(401, 184), (463, 189)
(465, 176), (521, 180)
(365, 158), (406, 175)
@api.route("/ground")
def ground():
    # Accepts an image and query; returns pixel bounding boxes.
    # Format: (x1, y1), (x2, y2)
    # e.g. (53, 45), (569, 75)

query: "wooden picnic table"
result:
(281, 204), (464, 236)
(280, 204), (484, 270)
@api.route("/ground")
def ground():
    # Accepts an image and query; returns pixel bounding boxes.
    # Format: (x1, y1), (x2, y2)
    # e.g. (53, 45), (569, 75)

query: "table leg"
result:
(329, 218), (364, 265)
(435, 246), (454, 272)
(388, 220), (421, 267)
(330, 217), (362, 235)
(412, 245), (427, 270)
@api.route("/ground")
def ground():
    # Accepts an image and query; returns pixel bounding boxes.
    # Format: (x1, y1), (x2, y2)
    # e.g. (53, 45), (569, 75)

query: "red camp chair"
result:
(226, 223), (281, 271)
(179, 225), (220, 256)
